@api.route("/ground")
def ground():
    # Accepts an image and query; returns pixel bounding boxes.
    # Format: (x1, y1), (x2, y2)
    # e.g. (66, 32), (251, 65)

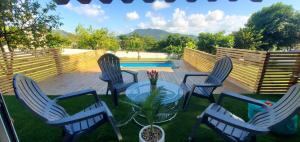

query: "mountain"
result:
(127, 28), (197, 40)
(53, 29), (74, 37)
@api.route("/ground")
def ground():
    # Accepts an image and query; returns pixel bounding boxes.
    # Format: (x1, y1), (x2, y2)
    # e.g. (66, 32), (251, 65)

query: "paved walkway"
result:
(38, 60), (249, 95)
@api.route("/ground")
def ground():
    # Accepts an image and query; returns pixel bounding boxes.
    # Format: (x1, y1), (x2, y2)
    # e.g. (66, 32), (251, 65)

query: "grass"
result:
(4, 94), (300, 142)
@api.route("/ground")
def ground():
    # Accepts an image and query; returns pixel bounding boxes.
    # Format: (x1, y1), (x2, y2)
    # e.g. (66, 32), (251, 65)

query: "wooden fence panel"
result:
(183, 48), (267, 92)
(183, 48), (300, 94)
(183, 48), (216, 72)
(258, 52), (300, 94)
(0, 49), (59, 93)
(61, 49), (105, 72)
(216, 48), (267, 92)
(0, 49), (105, 94)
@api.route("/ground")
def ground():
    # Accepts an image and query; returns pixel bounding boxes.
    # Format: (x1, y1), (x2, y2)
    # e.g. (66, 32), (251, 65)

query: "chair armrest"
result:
(54, 88), (100, 102)
(190, 83), (222, 94)
(122, 70), (138, 75)
(182, 73), (210, 83)
(217, 91), (269, 108)
(99, 73), (109, 82)
(203, 104), (270, 134)
(122, 70), (138, 82)
(194, 82), (222, 88)
(47, 102), (108, 126)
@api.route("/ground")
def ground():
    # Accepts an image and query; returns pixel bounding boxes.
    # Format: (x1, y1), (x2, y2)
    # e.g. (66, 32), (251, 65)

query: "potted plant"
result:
(138, 87), (165, 142)
(147, 70), (158, 89)
(121, 70), (165, 142)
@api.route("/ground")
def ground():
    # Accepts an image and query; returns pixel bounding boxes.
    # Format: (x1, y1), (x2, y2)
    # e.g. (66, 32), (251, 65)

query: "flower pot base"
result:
(139, 125), (165, 142)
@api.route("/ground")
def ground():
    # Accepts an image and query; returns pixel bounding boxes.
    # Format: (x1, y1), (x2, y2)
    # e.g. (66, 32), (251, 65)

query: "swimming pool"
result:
(120, 61), (174, 68)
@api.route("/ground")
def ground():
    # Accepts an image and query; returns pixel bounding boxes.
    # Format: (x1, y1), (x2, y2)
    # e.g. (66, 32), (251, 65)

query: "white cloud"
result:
(138, 22), (147, 29)
(139, 9), (249, 35)
(145, 11), (167, 28)
(206, 10), (224, 21)
(168, 8), (189, 33)
(152, 1), (170, 10)
(64, 3), (107, 22)
(126, 11), (140, 20)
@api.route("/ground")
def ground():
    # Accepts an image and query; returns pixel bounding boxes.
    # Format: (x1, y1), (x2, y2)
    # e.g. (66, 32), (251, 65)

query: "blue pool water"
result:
(120, 61), (174, 68)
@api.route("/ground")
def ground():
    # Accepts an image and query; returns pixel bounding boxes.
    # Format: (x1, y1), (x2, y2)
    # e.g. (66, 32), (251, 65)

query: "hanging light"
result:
(99, 0), (113, 4)
(122, 0), (134, 3)
(54, 0), (69, 5)
(53, 0), (263, 5)
(78, 0), (92, 4)
(143, 0), (155, 3)
(165, 0), (176, 3)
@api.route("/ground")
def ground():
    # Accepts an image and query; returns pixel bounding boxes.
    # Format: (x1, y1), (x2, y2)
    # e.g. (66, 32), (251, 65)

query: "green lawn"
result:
(4, 94), (300, 142)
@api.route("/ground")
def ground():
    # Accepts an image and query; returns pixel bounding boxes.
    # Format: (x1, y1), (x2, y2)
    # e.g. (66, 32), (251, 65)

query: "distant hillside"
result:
(53, 29), (73, 37)
(128, 28), (197, 40)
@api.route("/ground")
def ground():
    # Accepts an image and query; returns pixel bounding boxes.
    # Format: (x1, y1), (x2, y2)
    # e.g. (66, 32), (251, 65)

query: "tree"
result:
(75, 25), (119, 51)
(247, 2), (300, 51)
(185, 41), (197, 49)
(233, 27), (264, 50)
(75, 25), (96, 49)
(157, 34), (196, 56)
(119, 34), (145, 59)
(143, 36), (157, 51)
(197, 32), (234, 54)
(0, 0), (61, 52)
(45, 31), (71, 49)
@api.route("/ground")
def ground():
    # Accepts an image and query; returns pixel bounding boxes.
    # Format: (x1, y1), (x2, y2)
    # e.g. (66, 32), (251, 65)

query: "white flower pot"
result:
(139, 125), (165, 142)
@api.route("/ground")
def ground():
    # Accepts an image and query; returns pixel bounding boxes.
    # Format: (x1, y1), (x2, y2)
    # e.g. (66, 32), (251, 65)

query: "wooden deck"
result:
(38, 60), (249, 95)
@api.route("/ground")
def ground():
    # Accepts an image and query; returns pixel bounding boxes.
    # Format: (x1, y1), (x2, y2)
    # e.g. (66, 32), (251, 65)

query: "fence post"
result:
(52, 49), (62, 75)
(256, 52), (270, 94)
(289, 52), (300, 86)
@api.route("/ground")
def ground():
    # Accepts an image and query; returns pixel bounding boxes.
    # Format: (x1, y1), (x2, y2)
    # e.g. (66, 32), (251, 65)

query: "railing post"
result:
(256, 52), (270, 94)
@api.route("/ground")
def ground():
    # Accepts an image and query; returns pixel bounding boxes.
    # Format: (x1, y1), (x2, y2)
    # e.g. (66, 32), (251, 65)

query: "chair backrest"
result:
(250, 84), (300, 128)
(13, 74), (67, 122)
(204, 56), (233, 94)
(98, 53), (123, 84)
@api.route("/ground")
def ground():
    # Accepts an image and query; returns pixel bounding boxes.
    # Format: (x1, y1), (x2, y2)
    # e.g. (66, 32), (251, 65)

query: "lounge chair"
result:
(98, 53), (138, 106)
(189, 83), (300, 142)
(181, 56), (233, 109)
(13, 74), (122, 142)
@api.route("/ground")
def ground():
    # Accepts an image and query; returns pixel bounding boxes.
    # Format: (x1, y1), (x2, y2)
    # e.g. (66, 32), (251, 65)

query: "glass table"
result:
(124, 80), (183, 126)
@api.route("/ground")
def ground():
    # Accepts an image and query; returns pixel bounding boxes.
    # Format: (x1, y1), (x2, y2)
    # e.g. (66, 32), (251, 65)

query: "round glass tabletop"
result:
(124, 80), (184, 125)
(125, 80), (183, 104)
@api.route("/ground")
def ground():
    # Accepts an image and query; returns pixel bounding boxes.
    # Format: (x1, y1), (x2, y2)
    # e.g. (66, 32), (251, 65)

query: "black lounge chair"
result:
(181, 56), (233, 109)
(13, 74), (122, 142)
(98, 53), (138, 106)
(189, 83), (300, 142)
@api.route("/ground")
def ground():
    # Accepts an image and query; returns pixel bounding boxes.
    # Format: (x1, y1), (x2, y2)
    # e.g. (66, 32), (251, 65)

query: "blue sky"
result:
(48, 0), (300, 35)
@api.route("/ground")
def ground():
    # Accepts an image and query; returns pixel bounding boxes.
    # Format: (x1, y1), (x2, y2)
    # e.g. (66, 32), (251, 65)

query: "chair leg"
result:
(250, 136), (257, 142)
(112, 89), (119, 106)
(63, 133), (75, 142)
(107, 115), (123, 141)
(208, 96), (215, 103)
(188, 114), (205, 141)
(183, 92), (192, 110)
(62, 130), (66, 137)
(106, 87), (109, 95)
